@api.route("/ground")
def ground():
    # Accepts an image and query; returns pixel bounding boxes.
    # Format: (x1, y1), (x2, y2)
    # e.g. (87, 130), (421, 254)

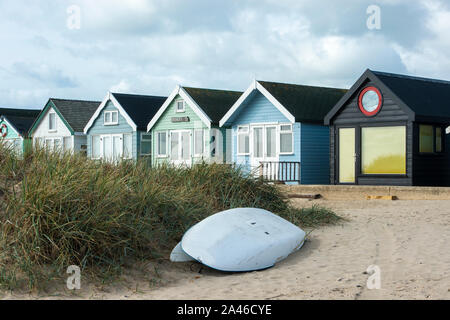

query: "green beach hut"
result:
(147, 85), (242, 166)
(0, 107), (40, 155)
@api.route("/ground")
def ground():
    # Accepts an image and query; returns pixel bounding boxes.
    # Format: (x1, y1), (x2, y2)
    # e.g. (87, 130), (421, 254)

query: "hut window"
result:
(157, 132), (167, 157)
(194, 129), (204, 156)
(123, 134), (133, 159)
(266, 126), (277, 157)
(237, 126), (250, 155)
(140, 133), (151, 156)
(253, 127), (263, 158)
(361, 126), (406, 175)
(92, 135), (101, 159)
(104, 111), (119, 125)
(419, 125), (434, 153)
(435, 127), (443, 153)
(13, 139), (22, 154)
(35, 137), (44, 148)
(176, 100), (185, 113)
(280, 124), (293, 154)
(358, 87), (382, 116)
(63, 137), (72, 152)
(48, 112), (57, 131)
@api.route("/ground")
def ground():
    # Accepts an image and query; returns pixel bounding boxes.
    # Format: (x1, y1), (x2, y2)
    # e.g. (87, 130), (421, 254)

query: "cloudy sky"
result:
(1, 0), (449, 109)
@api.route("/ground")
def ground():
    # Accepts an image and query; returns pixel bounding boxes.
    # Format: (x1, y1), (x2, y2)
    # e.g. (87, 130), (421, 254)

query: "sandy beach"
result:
(3, 199), (450, 300)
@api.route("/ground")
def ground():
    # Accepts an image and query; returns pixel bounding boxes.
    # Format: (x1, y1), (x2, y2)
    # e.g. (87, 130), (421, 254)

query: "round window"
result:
(358, 86), (382, 116)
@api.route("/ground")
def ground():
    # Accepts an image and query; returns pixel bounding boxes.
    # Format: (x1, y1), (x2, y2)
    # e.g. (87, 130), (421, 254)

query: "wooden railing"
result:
(259, 161), (301, 183)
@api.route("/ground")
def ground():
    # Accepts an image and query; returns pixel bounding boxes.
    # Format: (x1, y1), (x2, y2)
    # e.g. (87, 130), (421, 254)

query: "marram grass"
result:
(0, 143), (341, 290)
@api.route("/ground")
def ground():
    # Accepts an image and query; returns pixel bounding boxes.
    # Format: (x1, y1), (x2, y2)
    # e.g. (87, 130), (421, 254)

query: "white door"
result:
(101, 134), (123, 162)
(170, 130), (191, 166)
(250, 125), (280, 178)
(102, 135), (112, 161)
(181, 131), (191, 165)
(250, 126), (264, 169)
(113, 135), (123, 160)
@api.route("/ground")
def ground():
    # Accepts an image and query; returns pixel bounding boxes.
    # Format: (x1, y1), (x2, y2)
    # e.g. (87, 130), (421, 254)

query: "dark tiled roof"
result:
(0, 107), (41, 118)
(258, 81), (348, 123)
(112, 93), (167, 131)
(372, 71), (450, 120)
(183, 87), (243, 124)
(50, 99), (100, 132)
(0, 108), (40, 136)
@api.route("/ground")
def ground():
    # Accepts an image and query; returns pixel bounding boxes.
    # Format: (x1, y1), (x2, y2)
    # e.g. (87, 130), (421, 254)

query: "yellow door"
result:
(338, 128), (356, 184)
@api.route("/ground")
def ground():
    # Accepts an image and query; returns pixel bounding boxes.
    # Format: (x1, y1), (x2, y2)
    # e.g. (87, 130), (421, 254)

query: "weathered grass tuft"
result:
(0, 143), (341, 290)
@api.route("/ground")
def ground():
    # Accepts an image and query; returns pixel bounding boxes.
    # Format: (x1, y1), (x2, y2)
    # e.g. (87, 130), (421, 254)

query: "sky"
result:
(1, 0), (450, 109)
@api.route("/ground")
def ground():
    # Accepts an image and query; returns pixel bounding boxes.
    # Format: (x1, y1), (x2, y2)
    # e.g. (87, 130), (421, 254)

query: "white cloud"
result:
(0, 0), (448, 109)
(393, 0), (450, 79)
(110, 80), (131, 93)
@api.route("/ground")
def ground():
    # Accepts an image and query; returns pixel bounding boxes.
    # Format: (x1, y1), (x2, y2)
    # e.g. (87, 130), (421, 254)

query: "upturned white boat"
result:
(170, 208), (306, 272)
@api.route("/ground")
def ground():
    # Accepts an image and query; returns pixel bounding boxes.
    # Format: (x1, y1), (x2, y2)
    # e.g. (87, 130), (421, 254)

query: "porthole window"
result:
(358, 86), (382, 116)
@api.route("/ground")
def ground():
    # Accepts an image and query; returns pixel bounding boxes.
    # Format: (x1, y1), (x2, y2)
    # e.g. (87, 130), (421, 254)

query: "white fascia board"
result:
(219, 80), (257, 127)
(147, 85), (212, 132)
(83, 92), (137, 134)
(178, 87), (212, 129)
(255, 82), (296, 123)
(83, 92), (110, 134)
(147, 86), (180, 132)
(109, 93), (138, 131)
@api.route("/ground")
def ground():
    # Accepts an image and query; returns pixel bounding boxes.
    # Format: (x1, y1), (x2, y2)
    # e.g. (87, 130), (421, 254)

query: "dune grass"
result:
(0, 143), (341, 290)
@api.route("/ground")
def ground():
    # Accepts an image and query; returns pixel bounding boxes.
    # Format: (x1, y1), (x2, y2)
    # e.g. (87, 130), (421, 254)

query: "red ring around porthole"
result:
(358, 86), (382, 116)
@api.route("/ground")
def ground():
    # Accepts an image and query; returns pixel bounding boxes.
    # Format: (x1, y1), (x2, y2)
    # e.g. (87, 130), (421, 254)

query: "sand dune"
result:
(3, 199), (450, 300)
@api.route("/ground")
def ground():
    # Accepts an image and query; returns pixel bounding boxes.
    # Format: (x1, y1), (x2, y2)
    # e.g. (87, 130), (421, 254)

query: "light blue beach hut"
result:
(219, 80), (347, 184)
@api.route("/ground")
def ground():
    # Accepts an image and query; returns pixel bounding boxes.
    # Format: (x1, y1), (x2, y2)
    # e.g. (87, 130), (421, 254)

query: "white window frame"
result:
(91, 135), (102, 160)
(175, 99), (185, 113)
(193, 129), (205, 157)
(279, 124), (294, 155)
(44, 137), (63, 151)
(104, 110), (119, 126)
(169, 129), (192, 164)
(156, 131), (168, 158)
(140, 132), (152, 156)
(264, 125), (278, 159)
(99, 134), (124, 161)
(122, 133), (133, 160)
(63, 136), (73, 153)
(48, 112), (57, 132)
(237, 125), (250, 156)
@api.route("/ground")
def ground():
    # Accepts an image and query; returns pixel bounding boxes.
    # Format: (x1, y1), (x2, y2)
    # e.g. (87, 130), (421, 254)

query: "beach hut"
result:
(219, 80), (347, 184)
(84, 92), (167, 163)
(147, 86), (242, 166)
(0, 108), (40, 155)
(324, 69), (450, 186)
(30, 98), (100, 155)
